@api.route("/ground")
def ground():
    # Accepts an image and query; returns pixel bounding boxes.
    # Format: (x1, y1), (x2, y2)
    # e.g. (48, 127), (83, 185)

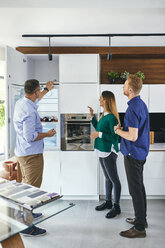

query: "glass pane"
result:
(0, 197), (74, 242)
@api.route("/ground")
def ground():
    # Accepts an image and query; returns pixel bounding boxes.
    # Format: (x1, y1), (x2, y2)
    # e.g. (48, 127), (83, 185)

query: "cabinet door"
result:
(144, 151), (165, 195)
(61, 151), (98, 195)
(59, 54), (98, 83)
(6, 46), (28, 86)
(140, 85), (149, 107)
(149, 85), (165, 112)
(6, 46), (28, 158)
(60, 84), (99, 113)
(100, 85), (127, 112)
(41, 151), (61, 193)
(100, 84), (149, 113)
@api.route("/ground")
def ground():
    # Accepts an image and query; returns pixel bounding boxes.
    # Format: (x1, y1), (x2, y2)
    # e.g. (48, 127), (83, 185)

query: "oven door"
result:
(61, 117), (94, 151)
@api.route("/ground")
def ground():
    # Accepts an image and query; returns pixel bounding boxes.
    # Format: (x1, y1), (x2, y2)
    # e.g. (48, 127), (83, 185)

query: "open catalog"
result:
(0, 179), (61, 210)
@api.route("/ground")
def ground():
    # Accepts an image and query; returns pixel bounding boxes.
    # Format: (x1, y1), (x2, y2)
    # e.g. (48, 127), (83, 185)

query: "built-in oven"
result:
(60, 114), (94, 151)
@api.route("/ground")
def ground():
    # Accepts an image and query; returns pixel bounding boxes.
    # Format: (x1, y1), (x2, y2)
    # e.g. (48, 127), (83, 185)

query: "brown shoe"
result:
(120, 226), (146, 238)
(126, 218), (148, 228)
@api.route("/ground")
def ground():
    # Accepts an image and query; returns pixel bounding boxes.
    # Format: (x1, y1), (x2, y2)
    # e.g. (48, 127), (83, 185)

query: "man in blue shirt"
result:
(13, 79), (56, 236)
(114, 75), (149, 238)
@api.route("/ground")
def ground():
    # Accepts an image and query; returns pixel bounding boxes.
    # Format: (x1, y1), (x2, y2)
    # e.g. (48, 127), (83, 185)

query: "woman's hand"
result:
(91, 131), (99, 139)
(88, 106), (94, 118)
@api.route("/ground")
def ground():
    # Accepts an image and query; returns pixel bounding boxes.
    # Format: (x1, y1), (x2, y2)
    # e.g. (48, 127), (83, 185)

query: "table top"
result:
(0, 197), (74, 243)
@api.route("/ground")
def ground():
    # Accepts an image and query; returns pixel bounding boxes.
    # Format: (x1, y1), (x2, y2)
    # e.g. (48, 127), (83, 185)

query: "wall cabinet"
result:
(60, 84), (99, 113)
(6, 46), (28, 86)
(100, 84), (149, 113)
(100, 85), (127, 112)
(61, 151), (98, 196)
(59, 54), (98, 83)
(149, 85), (165, 112)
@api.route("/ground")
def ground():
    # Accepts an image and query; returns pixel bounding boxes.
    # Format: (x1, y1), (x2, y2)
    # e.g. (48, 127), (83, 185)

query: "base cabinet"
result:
(41, 151), (165, 198)
(41, 151), (61, 193)
(144, 151), (165, 196)
(61, 151), (98, 196)
(99, 151), (165, 197)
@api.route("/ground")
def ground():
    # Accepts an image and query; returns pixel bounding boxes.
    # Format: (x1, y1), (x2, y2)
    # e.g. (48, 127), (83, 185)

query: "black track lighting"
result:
(107, 36), (112, 61)
(48, 37), (52, 61)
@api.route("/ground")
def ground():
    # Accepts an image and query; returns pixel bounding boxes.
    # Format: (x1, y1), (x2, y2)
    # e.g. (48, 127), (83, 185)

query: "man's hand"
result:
(114, 124), (122, 134)
(91, 131), (99, 139)
(88, 106), (94, 118)
(47, 129), (56, 137)
(46, 81), (54, 91)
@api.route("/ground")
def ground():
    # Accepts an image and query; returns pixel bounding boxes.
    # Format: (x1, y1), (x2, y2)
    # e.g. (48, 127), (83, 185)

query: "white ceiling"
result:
(0, 0), (165, 48)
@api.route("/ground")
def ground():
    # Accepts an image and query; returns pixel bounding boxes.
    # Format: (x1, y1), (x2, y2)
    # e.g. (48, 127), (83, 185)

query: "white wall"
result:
(0, 7), (165, 47)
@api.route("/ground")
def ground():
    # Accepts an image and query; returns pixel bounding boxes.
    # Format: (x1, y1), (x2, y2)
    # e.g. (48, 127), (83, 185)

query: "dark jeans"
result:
(124, 155), (147, 231)
(99, 152), (121, 205)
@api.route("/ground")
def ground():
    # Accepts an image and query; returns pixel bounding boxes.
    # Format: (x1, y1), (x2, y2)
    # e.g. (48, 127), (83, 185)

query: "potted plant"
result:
(120, 71), (130, 82)
(107, 70), (119, 83)
(135, 71), (145, 80)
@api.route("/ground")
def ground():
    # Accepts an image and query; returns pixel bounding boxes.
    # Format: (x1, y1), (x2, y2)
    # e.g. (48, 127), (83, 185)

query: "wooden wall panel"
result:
(101, 57), (165, 84)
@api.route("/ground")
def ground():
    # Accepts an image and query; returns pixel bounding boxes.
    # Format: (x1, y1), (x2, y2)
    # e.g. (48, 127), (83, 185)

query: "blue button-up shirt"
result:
(13, 97), (44, 157)
(120, 96), (150, 160)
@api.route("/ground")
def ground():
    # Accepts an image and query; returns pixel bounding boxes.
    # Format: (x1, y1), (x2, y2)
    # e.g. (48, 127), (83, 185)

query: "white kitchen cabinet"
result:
(100, 151), (165, 197)
(144, 151), (165, 195)
(100, 85), (127, 112)
(41, 151), (61, 193)
(59, 54), (98, 83)
(149, 85), (165, 112)
(60, 84), (99, 113)
(100, 84), (149, 113)
(61, 151), (98, 196)
(6, 46), (28, 86)
(140, 85), (149, 107)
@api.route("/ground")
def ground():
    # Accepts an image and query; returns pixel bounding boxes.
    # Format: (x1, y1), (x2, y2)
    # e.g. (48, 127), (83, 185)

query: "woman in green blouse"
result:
(88, 91), (121, 218)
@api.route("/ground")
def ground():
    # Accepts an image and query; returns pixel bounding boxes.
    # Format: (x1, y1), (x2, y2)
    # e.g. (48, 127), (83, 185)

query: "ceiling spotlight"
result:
(107, 36), (112, 61)
(48, 37), (53, 61)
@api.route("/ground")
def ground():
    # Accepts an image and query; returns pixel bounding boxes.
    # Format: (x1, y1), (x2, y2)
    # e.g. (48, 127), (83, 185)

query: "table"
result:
(0, 197), (74, 248)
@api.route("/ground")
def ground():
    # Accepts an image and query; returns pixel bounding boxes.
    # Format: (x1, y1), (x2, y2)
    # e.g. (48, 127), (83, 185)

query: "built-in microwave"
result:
(60, 114), (95, 151)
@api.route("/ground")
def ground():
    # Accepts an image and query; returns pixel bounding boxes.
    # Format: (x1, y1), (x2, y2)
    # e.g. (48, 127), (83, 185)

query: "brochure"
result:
(0, 179), (61, 210)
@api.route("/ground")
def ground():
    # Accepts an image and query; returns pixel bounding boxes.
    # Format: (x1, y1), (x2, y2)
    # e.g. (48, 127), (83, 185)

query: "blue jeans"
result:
(99, 152), (121, 204)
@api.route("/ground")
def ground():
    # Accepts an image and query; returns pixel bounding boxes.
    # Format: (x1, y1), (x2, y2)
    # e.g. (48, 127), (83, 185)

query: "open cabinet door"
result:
(5, 46), (28, 158)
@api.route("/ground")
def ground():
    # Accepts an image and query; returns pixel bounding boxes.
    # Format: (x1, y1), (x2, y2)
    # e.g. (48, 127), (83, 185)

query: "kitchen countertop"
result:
(150, 143), (165, 151)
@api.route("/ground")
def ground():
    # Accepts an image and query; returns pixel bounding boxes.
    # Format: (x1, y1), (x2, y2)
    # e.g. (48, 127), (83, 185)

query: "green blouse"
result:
(91, 114), (119, 153)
